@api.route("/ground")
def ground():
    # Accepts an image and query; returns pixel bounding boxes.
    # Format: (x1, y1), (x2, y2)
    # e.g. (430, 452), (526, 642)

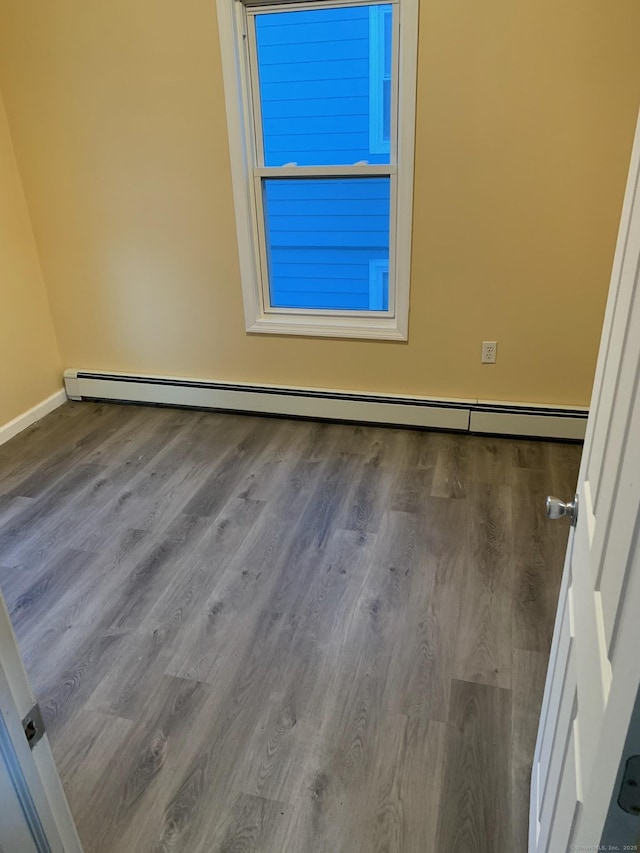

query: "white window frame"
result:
(216, 0), (419, 341)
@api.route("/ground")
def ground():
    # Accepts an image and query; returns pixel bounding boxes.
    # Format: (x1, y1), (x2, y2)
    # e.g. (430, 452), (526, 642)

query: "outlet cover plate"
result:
(482, 341), (497, 363)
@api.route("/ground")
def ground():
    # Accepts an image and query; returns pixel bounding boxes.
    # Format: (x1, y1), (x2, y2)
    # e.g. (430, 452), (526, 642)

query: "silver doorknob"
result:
(546, 495), (579, 527)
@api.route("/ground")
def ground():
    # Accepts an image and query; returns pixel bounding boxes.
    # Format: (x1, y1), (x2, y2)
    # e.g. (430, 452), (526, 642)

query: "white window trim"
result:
(216, 0), (419, 341)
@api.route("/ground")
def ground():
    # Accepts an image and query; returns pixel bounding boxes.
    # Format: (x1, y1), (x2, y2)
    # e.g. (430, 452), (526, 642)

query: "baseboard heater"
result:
(63, 369), (588, 441)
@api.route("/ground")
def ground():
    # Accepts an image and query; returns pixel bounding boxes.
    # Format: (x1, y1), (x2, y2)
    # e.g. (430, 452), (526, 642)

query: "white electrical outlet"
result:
(481, 341), (497, 363)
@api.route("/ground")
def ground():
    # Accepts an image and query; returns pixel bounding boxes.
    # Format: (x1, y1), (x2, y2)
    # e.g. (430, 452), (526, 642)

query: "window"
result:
(217, 0), (419, 339)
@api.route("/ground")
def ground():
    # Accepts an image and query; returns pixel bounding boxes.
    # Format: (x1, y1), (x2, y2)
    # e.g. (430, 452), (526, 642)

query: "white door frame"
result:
(0, 592), (83, 852)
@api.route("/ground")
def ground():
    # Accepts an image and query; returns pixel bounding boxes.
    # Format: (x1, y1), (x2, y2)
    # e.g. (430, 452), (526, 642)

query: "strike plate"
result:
(21, 703), (45, 751)
(618, 755), (640, 815)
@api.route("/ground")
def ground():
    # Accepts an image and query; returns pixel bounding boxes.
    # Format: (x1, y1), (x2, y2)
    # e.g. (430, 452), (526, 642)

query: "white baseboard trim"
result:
(0, 389), (67, 448)
(63, 369), (588, 441)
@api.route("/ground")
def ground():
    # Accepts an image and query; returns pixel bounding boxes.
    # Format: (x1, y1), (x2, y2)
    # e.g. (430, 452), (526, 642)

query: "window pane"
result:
(263, 177), (390, 311)
(255, 5), (393, 166)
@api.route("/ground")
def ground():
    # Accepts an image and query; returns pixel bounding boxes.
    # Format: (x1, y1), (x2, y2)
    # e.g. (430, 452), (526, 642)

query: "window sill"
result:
(246, 313), (408, 341)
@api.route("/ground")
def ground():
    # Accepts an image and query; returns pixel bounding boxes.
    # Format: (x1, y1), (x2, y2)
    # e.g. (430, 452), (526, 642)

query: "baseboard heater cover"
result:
(63, 370), (588, 440)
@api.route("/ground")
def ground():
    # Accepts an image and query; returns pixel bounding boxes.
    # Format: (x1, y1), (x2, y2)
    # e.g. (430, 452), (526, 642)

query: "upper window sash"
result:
(245, 1), (399, 171)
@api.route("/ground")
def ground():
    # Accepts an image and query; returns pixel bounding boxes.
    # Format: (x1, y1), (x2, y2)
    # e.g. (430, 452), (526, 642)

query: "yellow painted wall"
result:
(0, 0), (638, 406)
(0, 89), (62, 428)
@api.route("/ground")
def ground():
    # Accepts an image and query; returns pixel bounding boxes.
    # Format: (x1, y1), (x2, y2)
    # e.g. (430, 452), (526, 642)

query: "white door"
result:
(530, 109), (640, 851)
(0, 592), (83, 853)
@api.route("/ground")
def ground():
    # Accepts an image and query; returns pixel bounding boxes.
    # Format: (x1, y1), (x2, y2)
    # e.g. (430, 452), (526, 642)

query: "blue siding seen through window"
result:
(255, 5), (393, 312)
(264, 178), (390, 311)
(256, 6), (392, 167)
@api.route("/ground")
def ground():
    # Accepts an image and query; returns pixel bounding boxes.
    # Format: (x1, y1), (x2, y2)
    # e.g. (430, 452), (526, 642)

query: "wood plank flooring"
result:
(0, 402), (581, 853)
